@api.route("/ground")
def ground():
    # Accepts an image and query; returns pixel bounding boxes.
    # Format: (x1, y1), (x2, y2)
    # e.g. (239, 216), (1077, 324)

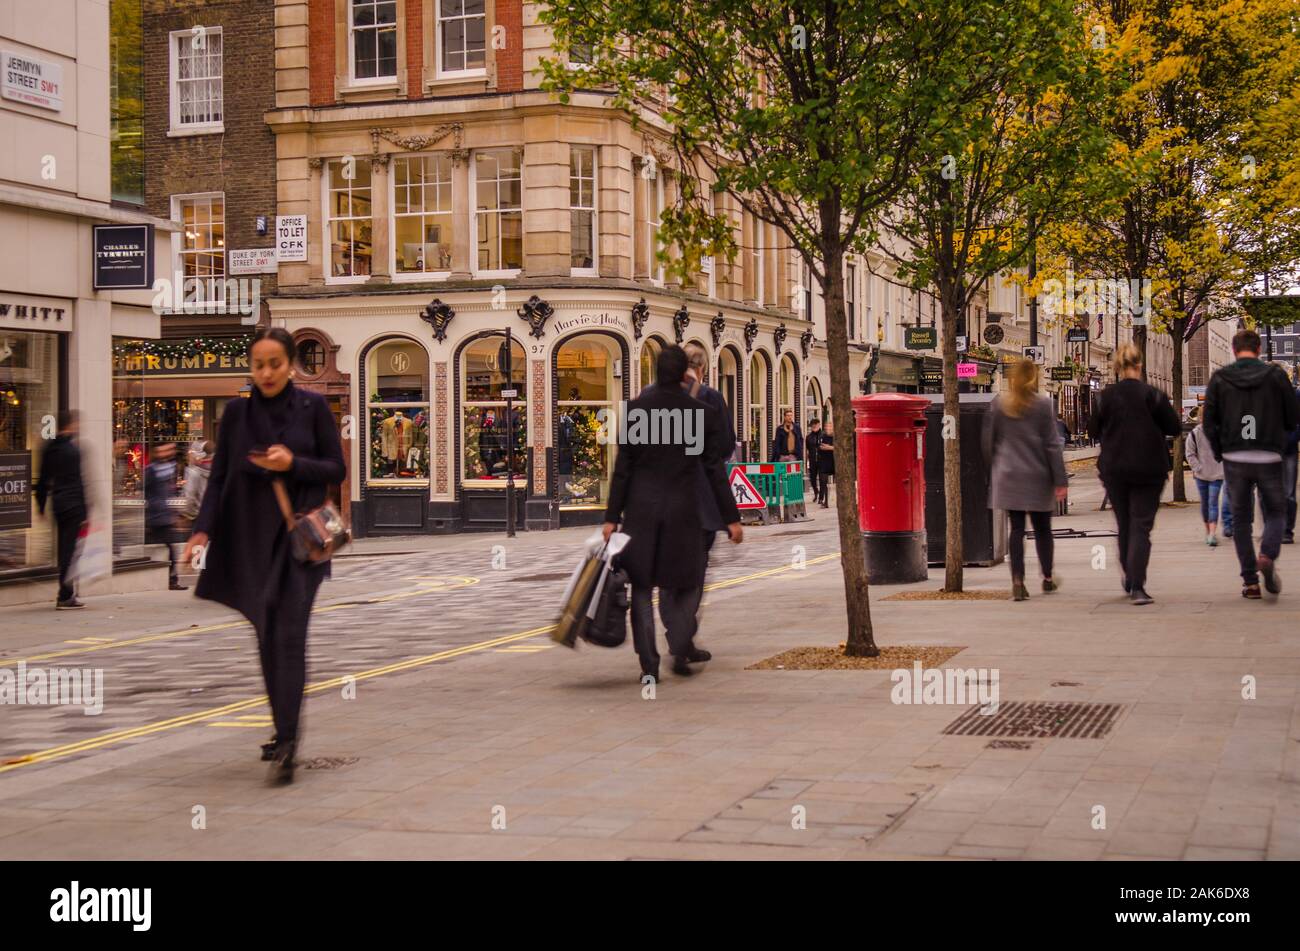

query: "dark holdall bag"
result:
(582, 563), (629, 648)
(272, 478), (351, 563)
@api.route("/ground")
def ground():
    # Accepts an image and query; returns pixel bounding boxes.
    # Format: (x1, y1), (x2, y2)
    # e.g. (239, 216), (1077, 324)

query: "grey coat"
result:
(983, 394), (1068, 512)
(1184, 424), (1224, 482)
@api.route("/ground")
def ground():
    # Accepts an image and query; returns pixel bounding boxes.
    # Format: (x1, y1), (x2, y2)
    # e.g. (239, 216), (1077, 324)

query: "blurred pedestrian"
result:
(805, 418), (823, 504)
(182, 440), (214, 524)
(1088, 343), (1181, 605)
(817, 416), (835, 508)
(603, 345), (741, 682)
(984, 358), (1067, 601)
(35, 410), (87, 610)
(145, 442), (185, 591)
(771, 409), (803, 463)
(1285, 381), (1300, 544)
(182, 327), (346, 783)
(1185, 416), (1230, 547)
(1202, 328), (1300, 598)
(1055, 413), (1070, 448)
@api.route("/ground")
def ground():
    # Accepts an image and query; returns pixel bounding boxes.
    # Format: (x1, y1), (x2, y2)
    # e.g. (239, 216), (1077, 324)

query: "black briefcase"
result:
(582, 564), (629, 648)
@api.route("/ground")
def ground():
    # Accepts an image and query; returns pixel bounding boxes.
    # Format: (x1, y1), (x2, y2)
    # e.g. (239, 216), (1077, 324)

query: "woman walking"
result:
(983, 358), (1068, 601)
(1087, 343), (1182, 605)
(182, 328), (345, 783)
(1185, 411), (1232, 546)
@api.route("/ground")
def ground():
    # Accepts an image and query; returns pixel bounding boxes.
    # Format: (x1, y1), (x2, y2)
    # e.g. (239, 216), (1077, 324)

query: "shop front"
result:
(866, 348), (921, 394)
(0, 301), (67, 579)
(272, 289), (805, 536)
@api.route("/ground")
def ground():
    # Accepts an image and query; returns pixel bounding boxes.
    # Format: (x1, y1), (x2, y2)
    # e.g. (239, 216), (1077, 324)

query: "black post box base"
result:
(862, 531), (928, 584)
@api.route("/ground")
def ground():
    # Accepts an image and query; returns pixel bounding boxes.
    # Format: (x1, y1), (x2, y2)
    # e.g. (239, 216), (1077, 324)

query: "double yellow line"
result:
(0, 554), (840, 773)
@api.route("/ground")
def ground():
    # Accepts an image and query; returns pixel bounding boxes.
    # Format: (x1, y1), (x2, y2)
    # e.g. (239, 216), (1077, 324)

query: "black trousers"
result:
(55, 508), (85, 602)
(631, 585), (699, 674)
(817, 470), (831, 503)
(807, 468), (821, 503)
(1223, 460), (1286, 584)
(1007, 510), (1053, 581)
(146, 524), (179, 583)
(1103, 480), (1163, 591)
(257, 570), (322, 744)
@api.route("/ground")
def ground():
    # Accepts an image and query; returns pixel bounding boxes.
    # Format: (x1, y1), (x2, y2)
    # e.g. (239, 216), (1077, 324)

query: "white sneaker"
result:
(1207, 533), (1218, 547)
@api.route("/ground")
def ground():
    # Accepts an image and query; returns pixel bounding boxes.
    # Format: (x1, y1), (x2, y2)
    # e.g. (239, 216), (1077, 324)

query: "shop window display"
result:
(366, 340), (430, 481)
(0, 331), (58, 573)
(462, 337), (526, 482)
(556, 335), (616, 506)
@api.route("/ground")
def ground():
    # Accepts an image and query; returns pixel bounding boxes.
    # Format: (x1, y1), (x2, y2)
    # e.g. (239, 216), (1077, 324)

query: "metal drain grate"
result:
(300, 756), (360, 770)
(943, 701), (1123, 739)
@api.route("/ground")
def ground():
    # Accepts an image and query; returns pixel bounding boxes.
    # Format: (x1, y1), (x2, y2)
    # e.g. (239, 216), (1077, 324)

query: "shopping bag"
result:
(582, 562), (629, 648)
(68, 523), (112, 587)
(552, 530), (629, 647)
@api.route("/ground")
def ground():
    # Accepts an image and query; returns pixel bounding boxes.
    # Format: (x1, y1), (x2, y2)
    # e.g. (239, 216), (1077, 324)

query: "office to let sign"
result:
(276, 216), (307, 262)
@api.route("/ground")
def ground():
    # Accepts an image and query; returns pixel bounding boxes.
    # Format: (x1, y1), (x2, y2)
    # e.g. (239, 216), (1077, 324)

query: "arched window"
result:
(638, 336), (663, 392)
(366, 338), (429, 482)
(805, 377), (824, 426)
(462, 336), (527, 483)
(778, 354), (796, 424)
(557, 334), (619, 506)
(748, 352), (770, 461)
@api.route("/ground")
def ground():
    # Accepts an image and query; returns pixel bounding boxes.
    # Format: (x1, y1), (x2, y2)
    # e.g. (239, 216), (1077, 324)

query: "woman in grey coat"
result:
(983, 358), (1069, 600)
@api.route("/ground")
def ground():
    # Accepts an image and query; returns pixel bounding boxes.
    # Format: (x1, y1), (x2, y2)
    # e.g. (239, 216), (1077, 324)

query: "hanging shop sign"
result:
(1067, 327), (1090, 344)
(0, 452), (32, 530)
(228, 249), (278, 275)
(276, 216), (308, 262)
(1050, 365), (1076, 381)
(1, 50), (63, 111)
(92, 224), (154, 290)
(904, 326), (937, 350)
(957, 362), (978, 379)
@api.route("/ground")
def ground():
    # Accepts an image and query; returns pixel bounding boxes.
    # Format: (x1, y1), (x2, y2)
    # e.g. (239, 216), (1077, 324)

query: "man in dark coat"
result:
(771, 410), (804, 463)
(145, 442), (185, 591)
(805, 418), (823, 504)
(35, 410), (87, 609)
(604, 345), (742, 681)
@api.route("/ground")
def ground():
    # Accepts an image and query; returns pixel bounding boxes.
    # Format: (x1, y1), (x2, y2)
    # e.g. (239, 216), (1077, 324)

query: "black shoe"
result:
(1243, 583), (1262, 599)
(1121, 575), (1131, 594)
(685, 648), (712, 663)
(1284, 533), (1294, 545)
(1041, 577), (1061, 593)
(260, 737), (279, 762)
(1223, 529), (1234, 538)
(640, 668), (659, 684)
(1260, 557), (1281, 594)
(1129, 588), (1154, 606)
(671, 657), (695, 677)
(1012, 582), (1029, 602)
(268, 740), (296, 785)
(169, 580), (188, 591)
(56, 598), (86, 610)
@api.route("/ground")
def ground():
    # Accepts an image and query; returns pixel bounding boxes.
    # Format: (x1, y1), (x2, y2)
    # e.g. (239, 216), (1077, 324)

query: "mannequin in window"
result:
(380, 411), (414, 475)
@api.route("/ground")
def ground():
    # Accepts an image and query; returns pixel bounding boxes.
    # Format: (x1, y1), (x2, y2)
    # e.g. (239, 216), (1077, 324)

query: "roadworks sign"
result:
(729, 467), (767, 509)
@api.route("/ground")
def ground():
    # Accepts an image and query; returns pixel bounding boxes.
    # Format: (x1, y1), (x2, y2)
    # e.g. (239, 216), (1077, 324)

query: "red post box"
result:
(852, 393), (929, 583)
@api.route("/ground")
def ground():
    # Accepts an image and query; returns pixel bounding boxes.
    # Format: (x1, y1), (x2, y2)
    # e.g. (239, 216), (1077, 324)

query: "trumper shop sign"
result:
(113, 348), (251, 377)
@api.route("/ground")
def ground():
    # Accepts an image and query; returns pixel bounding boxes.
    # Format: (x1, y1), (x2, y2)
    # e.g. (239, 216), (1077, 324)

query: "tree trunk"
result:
(1169, 315), (1188, 502)
(821, 252), (879, 657)
(940, 285), (964, 592)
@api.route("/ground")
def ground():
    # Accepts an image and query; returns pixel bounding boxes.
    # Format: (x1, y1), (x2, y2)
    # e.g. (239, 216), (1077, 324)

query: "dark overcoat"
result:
(604, 382), (739, 588)
(193, 383), (345, 633)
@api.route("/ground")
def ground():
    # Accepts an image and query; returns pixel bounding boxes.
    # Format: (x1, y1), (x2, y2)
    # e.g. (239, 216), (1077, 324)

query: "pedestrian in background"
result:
(1185, 414), (1231, 547)
(984, 358), (1068, 601)
(1088, 343), (1182, 606)
(1285, 381), (1300, 544)
(182, 440), (214, 525)
(182, 327), (346, 783)
(603, 345), (741, 682)
(771, 409), (803, 464)
(1202, 328), (1300, 599)
(805, 417), (823, 505)
(817, 416), (835, 508)
(35, 410), (87, 610)
(146, 442), (186, 591)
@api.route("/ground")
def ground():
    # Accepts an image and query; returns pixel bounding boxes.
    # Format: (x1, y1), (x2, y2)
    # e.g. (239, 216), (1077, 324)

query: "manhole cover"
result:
(943, 701), (1123, 739)
(300, 756), (359, 770)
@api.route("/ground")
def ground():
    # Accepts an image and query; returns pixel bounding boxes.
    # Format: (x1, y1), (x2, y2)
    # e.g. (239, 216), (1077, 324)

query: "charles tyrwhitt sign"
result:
(93, 225), (154, 290)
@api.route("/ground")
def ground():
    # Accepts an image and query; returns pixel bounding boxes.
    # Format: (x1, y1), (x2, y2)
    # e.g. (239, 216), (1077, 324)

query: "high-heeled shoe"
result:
(268, 739), (296, 785)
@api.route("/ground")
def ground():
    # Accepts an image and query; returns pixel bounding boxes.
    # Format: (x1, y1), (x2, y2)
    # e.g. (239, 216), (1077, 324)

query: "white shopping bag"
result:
(68, 523), (112, 587)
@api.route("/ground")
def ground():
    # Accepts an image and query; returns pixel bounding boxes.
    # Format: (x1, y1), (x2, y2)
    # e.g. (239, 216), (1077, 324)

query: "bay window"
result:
(393, 155), (454, 277)
(326, 159), (373, 281)
(473, 149), (523, 276)
(570, 146), (597, 275)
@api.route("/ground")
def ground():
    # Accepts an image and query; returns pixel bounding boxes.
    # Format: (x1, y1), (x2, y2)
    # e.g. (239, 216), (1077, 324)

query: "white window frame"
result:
(705, 191), (719, 300)
(168, 27), (223, 136)
(643, 169), (664, 286)
(569, 146), (598, 277)
(846, 262), (857, 340)
(349, 0), (400, 86)
(390, 153), (455, 282)
(170, 192), (226, 298)
(323, 158), (374, 286)
(471, 148), (524, 280)
(751, 216), (764, 304)
(436, 0), (488, 79)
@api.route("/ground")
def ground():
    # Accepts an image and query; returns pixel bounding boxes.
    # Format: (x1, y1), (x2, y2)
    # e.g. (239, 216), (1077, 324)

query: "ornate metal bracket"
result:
(743, 317), (759, 353)
(774, 323), (788, 354)
(421, 299), (455, 343)
(630, 298), (649, 340)
(800, 329), (814, 361)
(710, 312), (726, 348)
(672, 305), (690, 344)
(517, 295), (555, 340)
